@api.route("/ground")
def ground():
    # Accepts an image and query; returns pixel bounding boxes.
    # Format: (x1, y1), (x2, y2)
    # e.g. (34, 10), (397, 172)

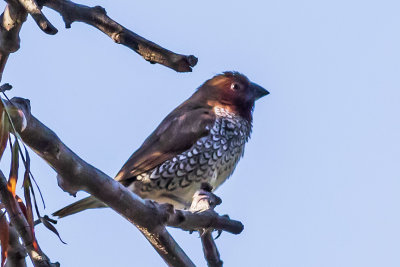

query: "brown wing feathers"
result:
(115, 103), (216, 183)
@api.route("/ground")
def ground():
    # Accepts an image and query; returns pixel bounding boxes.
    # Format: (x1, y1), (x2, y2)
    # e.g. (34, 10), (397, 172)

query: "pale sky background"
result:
(1, 0), (400, 266)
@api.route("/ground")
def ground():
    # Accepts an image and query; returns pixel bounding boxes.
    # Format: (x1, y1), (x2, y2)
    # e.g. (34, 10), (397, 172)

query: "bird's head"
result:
(194, 71), (269, 121)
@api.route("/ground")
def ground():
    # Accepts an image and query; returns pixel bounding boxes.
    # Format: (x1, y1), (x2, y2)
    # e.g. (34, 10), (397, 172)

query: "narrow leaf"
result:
(0, 94), (46, 208)
(0, 212), (9, 267)
(28, 169), (45, 210)
(30, 184), (41, 219)
(7, 141), (19, 196)
(15, 196), (39, 252)
(40, 216), (67, 244)
(23, 153), (34, 231)
(15, 196), (27, 220)
(24, 146), (45, 210)
(0, 111), (9, 161)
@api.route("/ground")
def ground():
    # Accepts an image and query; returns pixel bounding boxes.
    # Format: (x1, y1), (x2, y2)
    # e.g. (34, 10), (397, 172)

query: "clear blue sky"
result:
(1, 0), (400, 266)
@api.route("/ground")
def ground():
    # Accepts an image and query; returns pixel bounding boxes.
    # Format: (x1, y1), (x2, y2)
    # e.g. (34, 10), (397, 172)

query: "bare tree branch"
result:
(0, 0), (196, 83)
(190, 184), (225, 266)
(4, 96), (243, 266)
(4, 222), (27, 267)
(7, 98), (193, 266)
(201, 231), (223, 267)
(0, 1), (27, 81)
(167, 209), (243, 235)
(0, 171), (57, 267)
(0, 0), (242, 265)
(37, 0), (198, 72)
(17, 0), (57, 35)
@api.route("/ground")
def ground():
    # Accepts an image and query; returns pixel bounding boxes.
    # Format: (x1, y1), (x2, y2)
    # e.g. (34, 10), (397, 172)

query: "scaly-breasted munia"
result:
(53, 72), (269, 217)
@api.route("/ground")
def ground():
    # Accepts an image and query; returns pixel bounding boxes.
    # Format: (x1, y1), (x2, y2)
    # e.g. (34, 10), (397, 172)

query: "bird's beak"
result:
(251, 82), (269, 100)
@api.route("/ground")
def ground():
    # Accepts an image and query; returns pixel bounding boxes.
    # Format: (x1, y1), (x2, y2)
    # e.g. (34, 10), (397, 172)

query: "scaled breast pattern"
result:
(135, 106), (252, 203)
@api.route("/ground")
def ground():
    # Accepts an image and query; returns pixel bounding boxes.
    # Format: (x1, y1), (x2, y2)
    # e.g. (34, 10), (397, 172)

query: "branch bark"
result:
(0, 0), (196, 84)
(37, 0), (198, 72)
(201, 231), (223, 267)
(4, 97), (243, 266)
(0, 1), (240, 266)
(0, 171), (57, 267)
(0, 1), (27, 81)
(190, 184), (225, 266)
(4, 223), (27, 267)
(17, 0), (57, 35)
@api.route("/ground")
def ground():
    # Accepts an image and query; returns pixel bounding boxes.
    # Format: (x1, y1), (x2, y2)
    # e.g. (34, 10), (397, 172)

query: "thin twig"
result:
(168, 209), (243, 234)
(201, 231), (223, 267)
(16, 0), (57, 34)
(190, 183), (226, 266)
(37, 0), (197, 72)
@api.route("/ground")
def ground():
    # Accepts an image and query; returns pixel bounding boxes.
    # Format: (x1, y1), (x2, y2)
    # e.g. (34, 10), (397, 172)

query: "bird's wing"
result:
(115, 104), (215, 183)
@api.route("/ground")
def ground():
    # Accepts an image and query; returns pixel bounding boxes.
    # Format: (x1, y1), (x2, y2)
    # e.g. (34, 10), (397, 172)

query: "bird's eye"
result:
(230, 83), (241, 91)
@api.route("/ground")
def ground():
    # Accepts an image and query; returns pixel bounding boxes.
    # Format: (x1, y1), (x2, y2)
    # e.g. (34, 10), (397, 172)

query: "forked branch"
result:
(37, 0), (198, 72)
(4, 97), (243, 266)
(191, 184), (225, 267)
(0, 0), (197, 82)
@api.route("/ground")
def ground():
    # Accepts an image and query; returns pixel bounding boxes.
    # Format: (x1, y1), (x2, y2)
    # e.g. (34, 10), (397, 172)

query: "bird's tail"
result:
(52, 196), (107, 218)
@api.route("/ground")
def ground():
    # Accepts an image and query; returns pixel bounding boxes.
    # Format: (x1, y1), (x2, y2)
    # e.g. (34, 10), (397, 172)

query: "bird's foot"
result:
(189, 182), (222, 213)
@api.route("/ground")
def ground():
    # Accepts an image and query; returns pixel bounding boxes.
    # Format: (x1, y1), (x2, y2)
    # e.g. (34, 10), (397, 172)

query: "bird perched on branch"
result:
(53, 72), (269, 218)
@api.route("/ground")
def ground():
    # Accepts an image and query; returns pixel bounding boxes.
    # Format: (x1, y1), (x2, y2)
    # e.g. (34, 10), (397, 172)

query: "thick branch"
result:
(9, 98), (192, 266)
(37, 0), (197, 72)
(0, 1), (28, 81)
(0, 172), (56, 267)
(5, 223), (27, 267)
(6, 97), (243, 266)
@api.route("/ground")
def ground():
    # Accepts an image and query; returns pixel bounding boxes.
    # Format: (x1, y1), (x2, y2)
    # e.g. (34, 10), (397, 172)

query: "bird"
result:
(53, 71), (269, 218)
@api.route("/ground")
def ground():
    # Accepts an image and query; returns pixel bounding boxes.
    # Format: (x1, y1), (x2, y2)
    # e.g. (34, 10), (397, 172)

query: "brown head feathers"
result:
(191, 71), (268, 122)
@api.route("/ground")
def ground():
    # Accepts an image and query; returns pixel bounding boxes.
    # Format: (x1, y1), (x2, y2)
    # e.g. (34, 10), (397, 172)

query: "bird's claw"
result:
(215, 229), (223, 239)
